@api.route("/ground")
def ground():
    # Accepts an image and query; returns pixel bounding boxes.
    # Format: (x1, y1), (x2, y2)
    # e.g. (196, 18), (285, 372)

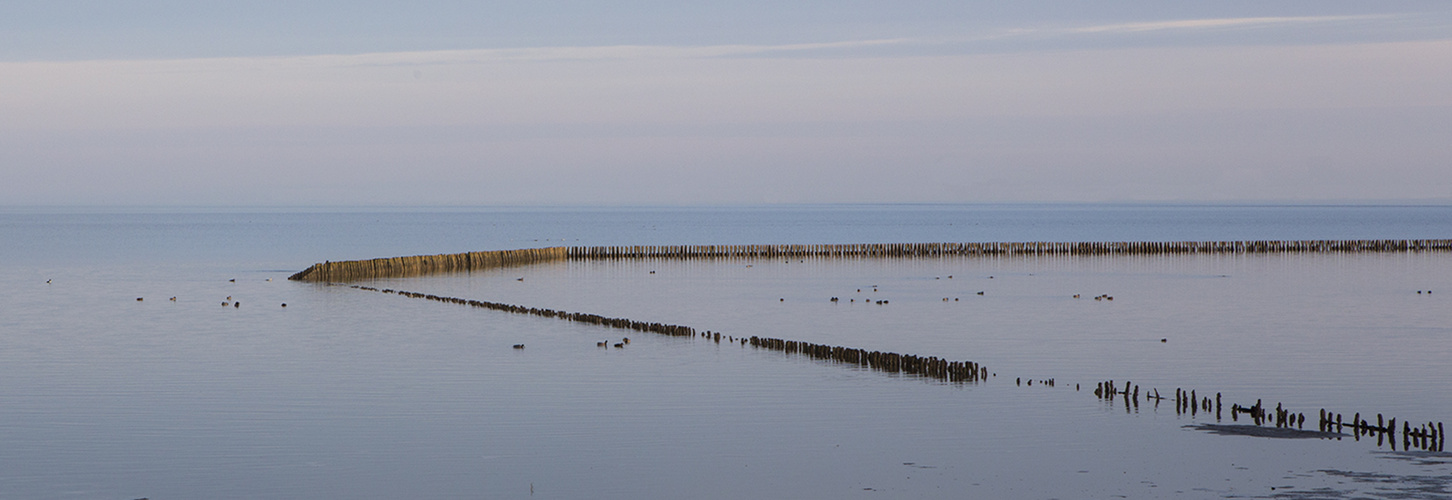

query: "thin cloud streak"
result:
(1062, 15), (1391, 34)
(0, 14), (1407, 71)
(332, 14), (1410, 67)
(331, 38), (916, 66)
(4, 38), (1449, 133)
(14, 38), (918, 70)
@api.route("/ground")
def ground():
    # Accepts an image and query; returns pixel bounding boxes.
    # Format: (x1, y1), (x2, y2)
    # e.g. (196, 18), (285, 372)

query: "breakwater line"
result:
(294, 239), (1446, 449)
(288, 247), (568, 282)
(339, 284), (986, 384)
(338, 283), (1441, 450)
(288, 239), (1452, 282)
(1091, 380), (1445, 451)
(566, 239), (1452, 260)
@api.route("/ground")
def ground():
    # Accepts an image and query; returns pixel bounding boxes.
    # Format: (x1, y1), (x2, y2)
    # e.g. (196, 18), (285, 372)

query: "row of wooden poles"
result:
(1094, 381), (1446, 451)
(288, 239), (1452, 282)
(345, 285), (696, 337)
(344, 282), (1444, 450)
(1316, 409), (1445, 451)
(288, 247), (568, 282)
(746, 335), (986, 382)
(296, 241), (1445, 450)
(567, 239), (1452, 260)
(338, 280), (1448, 451)
(341, 284), (986, 384)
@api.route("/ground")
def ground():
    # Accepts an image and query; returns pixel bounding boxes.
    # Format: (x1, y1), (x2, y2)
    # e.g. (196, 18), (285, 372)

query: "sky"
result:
(2, 1), (1450, 206)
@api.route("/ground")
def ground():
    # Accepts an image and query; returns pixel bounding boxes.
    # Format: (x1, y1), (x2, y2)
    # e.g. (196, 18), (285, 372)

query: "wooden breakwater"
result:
(288, 247), (568, 282)
(342, 284), (986, 384)
(1093, 380), (1445, 451)
(347, 284), (698, 337)
(567, 240), (1452, 259)
(293, 238), (1447, 449)
(746, 336), (985, 382)
(290, 239), (1452, 282)
(337, 282), (1443, 450)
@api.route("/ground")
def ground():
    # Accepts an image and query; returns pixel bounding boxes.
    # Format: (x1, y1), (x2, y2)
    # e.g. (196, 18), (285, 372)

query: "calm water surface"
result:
(2, 204), (1450, 499)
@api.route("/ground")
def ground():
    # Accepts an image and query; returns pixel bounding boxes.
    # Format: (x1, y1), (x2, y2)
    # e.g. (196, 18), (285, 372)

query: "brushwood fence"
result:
(288, 247), (568, 282)
(566, 240), (1452, 260)
(345, 285), (986, 384)
(288, 240), (1452, 282)
(289, 238), (1448, 451)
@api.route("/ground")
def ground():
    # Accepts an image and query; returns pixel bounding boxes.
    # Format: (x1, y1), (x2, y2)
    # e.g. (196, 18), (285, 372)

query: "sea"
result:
(1, 204), (1450, 499)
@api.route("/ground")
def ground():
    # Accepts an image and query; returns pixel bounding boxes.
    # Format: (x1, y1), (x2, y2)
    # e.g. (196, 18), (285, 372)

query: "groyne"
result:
(1093, 380), (1444, 451)
(344, 284), (984, 384)
(288, 247), (567, 282)
(288, 239), (1452, 282)
(746, 335), (985, 382)
(342, 281), (1441, 451)
(567, 239), (1452, 260)
(346, 285), (698, 337)
(292, 238), (1446, 450)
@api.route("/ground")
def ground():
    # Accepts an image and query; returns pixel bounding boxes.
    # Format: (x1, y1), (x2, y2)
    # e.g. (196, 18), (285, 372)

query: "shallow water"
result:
(2, 205), (1450, 499)
(401, 251), (1452, 419)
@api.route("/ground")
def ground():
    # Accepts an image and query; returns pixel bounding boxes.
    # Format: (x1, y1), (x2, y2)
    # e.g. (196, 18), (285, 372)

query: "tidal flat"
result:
(3, 205), (1450, 499)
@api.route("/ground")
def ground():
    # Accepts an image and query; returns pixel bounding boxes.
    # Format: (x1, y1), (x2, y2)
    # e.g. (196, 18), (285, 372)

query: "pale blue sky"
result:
(2, 2), (1450, 205)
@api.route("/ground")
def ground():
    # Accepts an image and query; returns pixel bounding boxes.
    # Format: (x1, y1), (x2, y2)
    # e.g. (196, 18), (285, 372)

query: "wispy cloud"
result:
(319, 15), (1394, 66)
(1026, 15), (1392, 36)
(295, 38), (915, 68)
(13, 14), (1404, 72)
(364, 14), (1394, 66)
